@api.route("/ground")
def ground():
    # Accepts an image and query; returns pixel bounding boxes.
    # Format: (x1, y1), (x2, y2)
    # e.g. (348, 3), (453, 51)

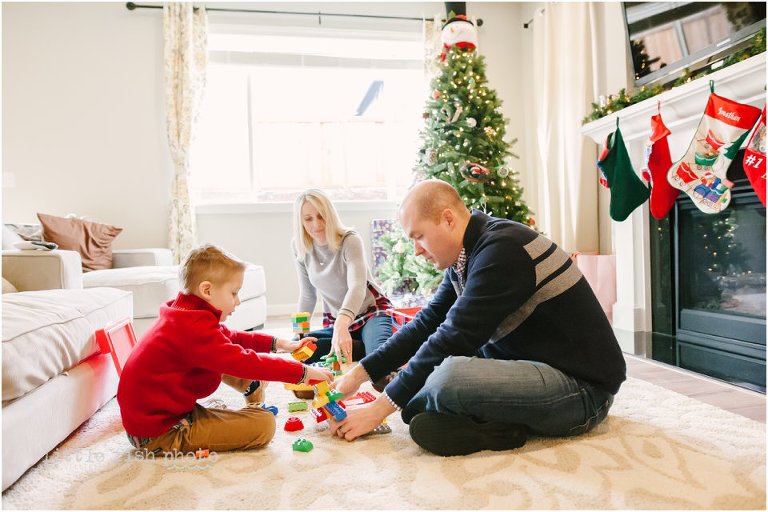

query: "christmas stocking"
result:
(599, 119), (650, 222)
(743, 106), (766, 206)
(667, 81), (762, 214)
(641, 109), (678, 220)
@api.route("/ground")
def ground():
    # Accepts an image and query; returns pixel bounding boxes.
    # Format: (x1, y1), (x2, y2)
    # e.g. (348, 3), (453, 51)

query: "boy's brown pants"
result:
(135, 376), (275, 454)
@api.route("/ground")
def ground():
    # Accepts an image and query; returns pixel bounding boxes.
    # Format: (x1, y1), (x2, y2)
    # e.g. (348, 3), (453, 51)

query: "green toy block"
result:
(292, 438), (313, 452)
(288, 401), (308, 412)
(326, 390), (344, 402)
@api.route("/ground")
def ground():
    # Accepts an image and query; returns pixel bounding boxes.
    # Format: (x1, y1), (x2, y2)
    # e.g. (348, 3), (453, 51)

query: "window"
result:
(192, 24), (426, 204)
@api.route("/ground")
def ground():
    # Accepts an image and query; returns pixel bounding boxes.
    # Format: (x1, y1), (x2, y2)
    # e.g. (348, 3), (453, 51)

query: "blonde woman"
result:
(292, 189), (393, 372)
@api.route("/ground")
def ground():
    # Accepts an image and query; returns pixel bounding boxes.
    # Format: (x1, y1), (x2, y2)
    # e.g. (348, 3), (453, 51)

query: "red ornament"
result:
(432, 90), (441, 100)
(527, 217), (536, 226)
(284, 417), (304, 432)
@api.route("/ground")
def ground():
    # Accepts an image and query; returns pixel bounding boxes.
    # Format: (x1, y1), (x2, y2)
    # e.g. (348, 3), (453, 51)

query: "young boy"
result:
(117, 244), (332, 454)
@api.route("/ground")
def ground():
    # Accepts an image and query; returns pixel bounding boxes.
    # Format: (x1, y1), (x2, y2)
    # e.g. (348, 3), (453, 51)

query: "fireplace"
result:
(581, 54), (765, 392)
(649, 152), (766, 391)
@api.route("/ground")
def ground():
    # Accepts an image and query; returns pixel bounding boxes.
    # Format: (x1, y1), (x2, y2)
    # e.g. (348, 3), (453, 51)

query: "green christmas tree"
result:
(376, 16), (537, 303)
(415, 16), (536, 225)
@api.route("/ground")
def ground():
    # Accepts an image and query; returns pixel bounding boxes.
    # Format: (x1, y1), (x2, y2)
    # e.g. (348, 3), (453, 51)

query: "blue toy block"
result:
(324, 401), (347, 422)
(262, 405), (278, 415)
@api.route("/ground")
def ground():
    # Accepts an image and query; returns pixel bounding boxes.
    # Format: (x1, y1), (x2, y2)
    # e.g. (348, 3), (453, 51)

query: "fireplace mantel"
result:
(581, 55), (766, 351)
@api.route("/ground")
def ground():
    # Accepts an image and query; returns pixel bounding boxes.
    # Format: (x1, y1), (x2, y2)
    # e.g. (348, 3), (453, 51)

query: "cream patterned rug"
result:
(2, 375), (765, 509)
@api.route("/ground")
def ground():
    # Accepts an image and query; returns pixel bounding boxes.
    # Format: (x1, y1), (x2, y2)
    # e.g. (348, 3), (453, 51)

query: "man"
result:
(332, 179), (626, 456)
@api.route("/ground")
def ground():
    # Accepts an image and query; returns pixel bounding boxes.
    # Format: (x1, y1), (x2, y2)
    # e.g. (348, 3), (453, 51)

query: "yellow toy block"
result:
(292, 346), (314, 361)
(284, 382), (314, 391)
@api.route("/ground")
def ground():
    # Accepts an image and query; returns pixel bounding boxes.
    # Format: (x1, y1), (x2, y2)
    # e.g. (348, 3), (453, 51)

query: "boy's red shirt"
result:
(117, 293), (303, 437)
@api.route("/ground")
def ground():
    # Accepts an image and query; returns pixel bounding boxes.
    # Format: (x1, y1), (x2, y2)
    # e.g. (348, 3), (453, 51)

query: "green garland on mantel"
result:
(582, 29), (766, 125)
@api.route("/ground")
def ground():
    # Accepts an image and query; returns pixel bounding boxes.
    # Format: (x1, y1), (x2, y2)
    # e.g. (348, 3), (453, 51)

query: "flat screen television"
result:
(623, 2), (766, 87)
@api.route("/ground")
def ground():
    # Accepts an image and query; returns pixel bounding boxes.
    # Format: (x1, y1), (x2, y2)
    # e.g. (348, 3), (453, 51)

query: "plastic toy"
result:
(343, 391), (376, 407)
(319, 353), (346, 373)
(261, 405), (278, 415)
(311, 381), (347, 423)
(291, 312), (311, 339)
(291, 339), (317, 362)
(288, 401), (308, 412)
(95, 317), (138, 376)
(292, 438), (313, 452)
(194, 449), (210, 458)
(284, 417), (304, 432)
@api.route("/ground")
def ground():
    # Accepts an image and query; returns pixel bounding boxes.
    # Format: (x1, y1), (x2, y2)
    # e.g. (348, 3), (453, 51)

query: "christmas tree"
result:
(375, 15), (537, 303)
(415, 15), (536, 225)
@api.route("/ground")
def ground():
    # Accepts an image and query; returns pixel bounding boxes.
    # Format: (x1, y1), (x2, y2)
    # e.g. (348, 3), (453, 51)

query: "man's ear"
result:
(198, 280), (213, 298)
(442, 208), (456, 228)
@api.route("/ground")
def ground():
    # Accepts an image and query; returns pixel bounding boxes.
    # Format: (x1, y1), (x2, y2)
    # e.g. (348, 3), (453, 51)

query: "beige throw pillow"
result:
(37, 213), (123, 272)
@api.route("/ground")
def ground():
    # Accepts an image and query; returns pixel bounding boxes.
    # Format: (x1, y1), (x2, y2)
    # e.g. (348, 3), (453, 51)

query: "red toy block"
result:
(95, 317), (138, 376)
(195, 449), (209, 459)
(342, 391), (376, 407)
(284, 417), (305, 432)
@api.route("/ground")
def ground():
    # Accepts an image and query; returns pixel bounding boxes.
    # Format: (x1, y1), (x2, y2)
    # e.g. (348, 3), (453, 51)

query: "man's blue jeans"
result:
(401, 356), (614, 437)
(304, 314), (392, 364)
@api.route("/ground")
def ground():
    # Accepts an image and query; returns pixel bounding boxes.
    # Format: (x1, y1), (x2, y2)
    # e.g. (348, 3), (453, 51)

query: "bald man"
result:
(331, 179), (626, 456)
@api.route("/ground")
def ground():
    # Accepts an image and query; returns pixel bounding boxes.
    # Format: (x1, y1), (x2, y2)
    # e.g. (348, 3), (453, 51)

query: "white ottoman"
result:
(82, 264), (267, 337)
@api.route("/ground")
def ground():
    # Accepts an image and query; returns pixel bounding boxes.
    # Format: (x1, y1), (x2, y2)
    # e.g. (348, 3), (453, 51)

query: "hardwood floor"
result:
(264, 316), (766, 423)
(625, 354), (765, 423)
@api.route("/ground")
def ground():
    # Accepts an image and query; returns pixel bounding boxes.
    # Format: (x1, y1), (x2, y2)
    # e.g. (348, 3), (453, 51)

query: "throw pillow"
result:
(2, 225), (22, 250)
(2, 277), (18, 294)
(37, 213), (123, 272)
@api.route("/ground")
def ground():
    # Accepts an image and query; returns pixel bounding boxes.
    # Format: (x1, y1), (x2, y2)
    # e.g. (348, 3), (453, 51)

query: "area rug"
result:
(2, 374), (765, 509)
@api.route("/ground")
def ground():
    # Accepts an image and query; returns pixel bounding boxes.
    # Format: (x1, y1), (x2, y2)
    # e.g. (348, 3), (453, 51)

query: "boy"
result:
(117, 244), (332, 454)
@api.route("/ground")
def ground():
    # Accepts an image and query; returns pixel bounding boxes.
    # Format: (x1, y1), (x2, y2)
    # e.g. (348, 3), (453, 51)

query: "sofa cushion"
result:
(37, 213), (122, 272)
(2, 287), (133, 402)
(2, 277), (17, 294)
(82, 266), (179, 320)
(240, 264), (266, 302)
(82, 264), (266, 320)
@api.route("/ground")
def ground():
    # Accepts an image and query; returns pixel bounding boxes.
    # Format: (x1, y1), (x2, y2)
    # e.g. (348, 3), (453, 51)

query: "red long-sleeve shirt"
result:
(117, 293), (304, 437)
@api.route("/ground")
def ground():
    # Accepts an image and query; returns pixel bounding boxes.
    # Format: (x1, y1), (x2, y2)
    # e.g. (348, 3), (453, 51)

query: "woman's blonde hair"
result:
(293, 189), (351, 259)
(179, 243), (246, 294)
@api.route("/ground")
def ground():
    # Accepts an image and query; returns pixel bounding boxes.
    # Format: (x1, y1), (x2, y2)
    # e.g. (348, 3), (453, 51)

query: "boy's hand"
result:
(303, 365), (333, 384)
(276, 336), (315, 353)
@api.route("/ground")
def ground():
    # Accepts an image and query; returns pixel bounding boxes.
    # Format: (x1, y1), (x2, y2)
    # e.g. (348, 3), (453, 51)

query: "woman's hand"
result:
(330, 363), (367, 397)
(303, 365), (333, 384)
(331, 316), (354, 365)
(275, 336), (315, 353)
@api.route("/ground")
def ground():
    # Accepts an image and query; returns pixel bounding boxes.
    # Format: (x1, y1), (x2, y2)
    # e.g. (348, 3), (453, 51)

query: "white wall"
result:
(2, 2), (171, 249)
(2, 1), (529, 313)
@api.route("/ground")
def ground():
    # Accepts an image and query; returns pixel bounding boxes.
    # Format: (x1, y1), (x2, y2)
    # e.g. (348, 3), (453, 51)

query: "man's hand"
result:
(331, 363), (368, 397)
(276, 336), (315, 353)
(331, 316), (353, 365)
(328, 396), (397, 441)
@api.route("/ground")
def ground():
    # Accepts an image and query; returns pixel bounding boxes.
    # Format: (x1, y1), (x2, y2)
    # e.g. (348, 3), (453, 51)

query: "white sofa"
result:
(2, 252), (133, 490)
(1, 245), (267, 339)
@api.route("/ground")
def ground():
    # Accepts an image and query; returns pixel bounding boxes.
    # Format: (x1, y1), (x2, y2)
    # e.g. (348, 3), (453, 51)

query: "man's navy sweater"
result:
(361, 210), (626, 409)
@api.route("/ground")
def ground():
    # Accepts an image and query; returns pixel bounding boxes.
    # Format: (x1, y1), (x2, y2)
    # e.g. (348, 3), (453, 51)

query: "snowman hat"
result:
(442, 14), (474, 29)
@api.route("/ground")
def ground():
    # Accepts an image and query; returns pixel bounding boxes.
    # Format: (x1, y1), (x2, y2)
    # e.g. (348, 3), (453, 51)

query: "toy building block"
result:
(291, 312), (312, 339)
(343, 391), (376, 407)
(291, 339), (317, 362)
(284, 417), (305, 432)
(284, 382), (314, 391)
(261, 405), (278, 415)
(312, 407), (328, 423)
(194, 448), (210, 458)
(323, 401), (347, 422)
(288, 401), (308, 412)
(292, 438), (313, 452)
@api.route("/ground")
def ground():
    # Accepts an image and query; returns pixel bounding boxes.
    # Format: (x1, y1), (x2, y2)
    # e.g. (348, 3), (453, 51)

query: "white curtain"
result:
(163, 3), (208, 263)
(531, 3), (600, 253)
(422, 16), (443, 83)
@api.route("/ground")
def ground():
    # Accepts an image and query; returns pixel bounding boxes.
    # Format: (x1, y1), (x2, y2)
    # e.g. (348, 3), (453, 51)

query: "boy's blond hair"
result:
(179, 244), (246, 294)
(292, 189), (352, 259)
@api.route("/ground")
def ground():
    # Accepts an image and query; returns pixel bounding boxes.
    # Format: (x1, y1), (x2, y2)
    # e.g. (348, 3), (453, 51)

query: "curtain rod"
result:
(126, 3), (484, 26)
(523, 8), (545, 29)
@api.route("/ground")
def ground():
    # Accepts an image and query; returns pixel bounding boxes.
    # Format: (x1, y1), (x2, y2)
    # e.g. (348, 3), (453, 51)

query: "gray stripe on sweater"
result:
(535, 247), (571, 286)
(488, 262), (583, 343)
(523, 235), (552, 261)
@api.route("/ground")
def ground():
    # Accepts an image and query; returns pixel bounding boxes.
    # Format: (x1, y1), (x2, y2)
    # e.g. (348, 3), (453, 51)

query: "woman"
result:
(292, 189), (393, 370)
